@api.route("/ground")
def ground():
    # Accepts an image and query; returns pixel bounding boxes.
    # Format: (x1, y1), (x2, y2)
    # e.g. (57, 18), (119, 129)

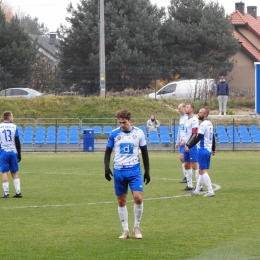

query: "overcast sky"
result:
(3, 0), (260, 32)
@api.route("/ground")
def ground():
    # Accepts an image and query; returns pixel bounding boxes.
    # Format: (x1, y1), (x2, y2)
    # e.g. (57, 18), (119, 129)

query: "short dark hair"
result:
(3, 111), (12, 120)
(115, 109), (131, 119)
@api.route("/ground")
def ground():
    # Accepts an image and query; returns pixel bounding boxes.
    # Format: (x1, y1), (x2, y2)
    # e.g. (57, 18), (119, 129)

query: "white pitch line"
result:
(0, 183), (221, 210)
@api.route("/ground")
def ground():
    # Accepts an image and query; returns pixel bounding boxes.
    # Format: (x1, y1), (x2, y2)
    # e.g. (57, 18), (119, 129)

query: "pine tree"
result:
(0, 7), (37, 89)
(58, 0), (166, 93)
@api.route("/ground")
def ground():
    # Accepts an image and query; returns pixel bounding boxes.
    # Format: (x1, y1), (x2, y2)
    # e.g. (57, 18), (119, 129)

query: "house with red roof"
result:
(227, 2), (260, 97)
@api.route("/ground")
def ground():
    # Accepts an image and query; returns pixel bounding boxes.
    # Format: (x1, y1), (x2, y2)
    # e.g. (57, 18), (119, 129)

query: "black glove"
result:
(143, 172), (150, 185)
(105, 169), (113, 181)
(18, 153), (21, 162)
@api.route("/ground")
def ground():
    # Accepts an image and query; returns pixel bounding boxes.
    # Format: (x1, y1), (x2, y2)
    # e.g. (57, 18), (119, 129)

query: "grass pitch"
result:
(0, 151), (260, 260)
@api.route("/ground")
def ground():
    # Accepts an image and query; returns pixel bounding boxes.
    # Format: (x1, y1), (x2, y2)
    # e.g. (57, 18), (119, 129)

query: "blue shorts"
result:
(184, 146), (198, 162)
(179, 145), (185, 154)
(113, 164), (143, 196)
(1, 151), (19, 173)
(198, 148), (211, 170)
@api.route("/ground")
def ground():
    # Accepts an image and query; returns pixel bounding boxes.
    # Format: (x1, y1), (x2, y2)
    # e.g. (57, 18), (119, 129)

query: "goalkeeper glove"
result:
(105, 169), (113, 181)
(143, 172), (150, 185)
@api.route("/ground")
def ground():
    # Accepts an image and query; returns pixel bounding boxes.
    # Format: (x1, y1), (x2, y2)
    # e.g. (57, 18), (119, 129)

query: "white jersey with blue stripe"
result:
(177, 114), (188, 143)
(0, 122), (19, 152)
(106, 126), (147, 169)
(197, 119), (213, 152)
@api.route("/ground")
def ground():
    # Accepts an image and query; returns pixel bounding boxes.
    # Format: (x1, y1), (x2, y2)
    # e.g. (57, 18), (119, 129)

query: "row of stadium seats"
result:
(17, 125), (180, 137)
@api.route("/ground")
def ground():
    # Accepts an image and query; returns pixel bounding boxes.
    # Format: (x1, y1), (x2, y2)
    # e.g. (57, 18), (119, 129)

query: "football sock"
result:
(195, 169), (199, 182)
(134, 203), (143, 228)
(203, 173), (214, 193)
(186, 169), (193, 187)
(118, 206), (129, 231)
(195, 174), (203, 193)
(3, 182), (9, 195)
(181, 163), (185, 176)
(13, 178), (21, 194)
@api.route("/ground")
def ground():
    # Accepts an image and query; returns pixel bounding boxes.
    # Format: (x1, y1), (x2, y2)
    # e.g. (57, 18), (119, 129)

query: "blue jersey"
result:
(0, 122), (19, 153)
(106, 126), (147, 169)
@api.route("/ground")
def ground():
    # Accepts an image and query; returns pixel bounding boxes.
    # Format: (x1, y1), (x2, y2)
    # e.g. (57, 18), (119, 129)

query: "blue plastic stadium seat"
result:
(250, 131), (260, 138)
(159, 126), (169, 132)
(171, 126), (179, 135)
(24, 126), (34, 132)
(23, 131), (34, 139)
(249, 125), (258, 132)
(46, 135), (56, 144)
(253, 135), (260, 143)
(160, 130), (170, 136)
(57, 136), (67, 144)
(149, 135), (159, 144)
(229, 135), (240, 143)
(216, 129), (227, 136)
(69, 126), (79, 133)
(58, 126), (68, 132)
(241, 135), (251, 143)
(17, 126), (23, 136)
(238, 125), (248, 132)
(35, 135), (45, 144)
(47, 126), (56, 134)
(216, 125), (225, 132)
(58, 130), (67, 137)
(149, 130), (159, 136)
(218, 135), (229, 143)
(69, 135), (79, 144)
(103, 125), (113, 135)
(239, 130), (250, 137)
(93, 126), (102, 135)
(161, 134), (171, 144)
(36, 126), (45, 132)
(22, 135), (33, 144)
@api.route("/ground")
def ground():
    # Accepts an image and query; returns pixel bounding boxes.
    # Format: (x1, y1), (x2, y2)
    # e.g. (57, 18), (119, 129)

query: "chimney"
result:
(247, 6), (257, 19)
(235, 2), (245, 15)
(49, 33), (56, 45)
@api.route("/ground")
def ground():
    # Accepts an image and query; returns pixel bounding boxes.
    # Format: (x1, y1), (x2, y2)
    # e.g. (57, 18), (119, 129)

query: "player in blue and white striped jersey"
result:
(0, 111), (22, 198)
(185, 108), (216, 197)
(104, 109), (150, 239)
(175, 103), (188, 183)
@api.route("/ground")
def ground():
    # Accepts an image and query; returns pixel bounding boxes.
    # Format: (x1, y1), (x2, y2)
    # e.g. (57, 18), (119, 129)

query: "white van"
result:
(147, 79), (215, 100)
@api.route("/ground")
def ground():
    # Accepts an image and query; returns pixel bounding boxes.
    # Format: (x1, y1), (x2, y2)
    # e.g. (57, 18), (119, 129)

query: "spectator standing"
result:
(104, 109), (150, 239)
(147, 115), (160, 132)
(0, 111), (22, 198)
(217, 76), (229, 115)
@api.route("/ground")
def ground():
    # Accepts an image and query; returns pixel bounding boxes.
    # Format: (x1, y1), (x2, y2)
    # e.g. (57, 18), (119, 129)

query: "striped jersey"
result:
(106, 126), (147, 169)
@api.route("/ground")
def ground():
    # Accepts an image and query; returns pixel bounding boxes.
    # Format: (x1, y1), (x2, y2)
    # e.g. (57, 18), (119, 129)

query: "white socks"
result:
(181, 163), (185, 177)
(118, 203), (144, 231)
(2, 182), (9, 195)
(186, 169), (193, 187)
(118, 206), (129, 231)
(134, 203), (143, 228)
(13, 178), (21, 194)
(203, 173), (214, 194)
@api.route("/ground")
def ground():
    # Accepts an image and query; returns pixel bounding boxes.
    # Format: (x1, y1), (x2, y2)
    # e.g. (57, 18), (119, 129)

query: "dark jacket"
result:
(217, 81), (229, 96)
